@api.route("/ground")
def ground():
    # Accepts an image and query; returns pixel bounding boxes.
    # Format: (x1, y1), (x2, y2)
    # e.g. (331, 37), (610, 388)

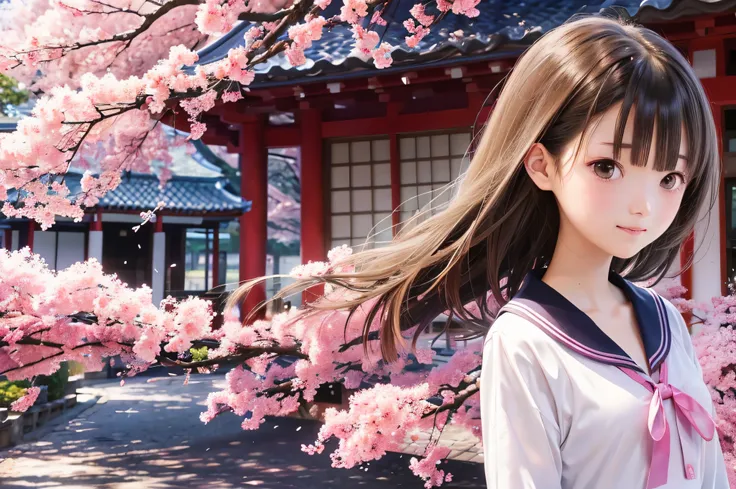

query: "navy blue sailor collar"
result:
(498, 268), (672, 375)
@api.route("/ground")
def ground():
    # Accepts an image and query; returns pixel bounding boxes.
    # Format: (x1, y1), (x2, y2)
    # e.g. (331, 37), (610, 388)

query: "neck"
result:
(542, 216), (620, 311)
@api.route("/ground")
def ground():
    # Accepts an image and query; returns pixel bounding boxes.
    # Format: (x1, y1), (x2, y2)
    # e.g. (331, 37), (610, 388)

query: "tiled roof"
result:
(1, 123), (249, 215)
(66, 172), (250, 214)
(193, 0), (734, 86)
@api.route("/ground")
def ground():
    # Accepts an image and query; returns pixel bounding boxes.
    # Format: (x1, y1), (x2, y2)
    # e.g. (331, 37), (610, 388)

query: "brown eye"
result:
(591, 159), (621, 180)
(661, 173), (685, 191)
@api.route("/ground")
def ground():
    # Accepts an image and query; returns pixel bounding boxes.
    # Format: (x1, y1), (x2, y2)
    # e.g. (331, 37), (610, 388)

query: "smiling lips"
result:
(617, 226), (647, 235)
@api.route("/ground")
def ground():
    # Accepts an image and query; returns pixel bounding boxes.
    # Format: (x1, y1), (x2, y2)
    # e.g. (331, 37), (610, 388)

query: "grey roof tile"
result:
(66, 172), (250, 214)
(192, 0), (733, 86)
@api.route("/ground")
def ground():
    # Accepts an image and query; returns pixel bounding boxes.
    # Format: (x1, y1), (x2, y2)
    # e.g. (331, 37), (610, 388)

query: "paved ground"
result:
(0, 375), (486, 488)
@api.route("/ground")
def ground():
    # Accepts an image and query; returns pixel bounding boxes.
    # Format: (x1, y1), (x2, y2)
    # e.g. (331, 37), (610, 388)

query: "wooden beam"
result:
(265, 125), (300, 147)
(322, 105), (478, 138)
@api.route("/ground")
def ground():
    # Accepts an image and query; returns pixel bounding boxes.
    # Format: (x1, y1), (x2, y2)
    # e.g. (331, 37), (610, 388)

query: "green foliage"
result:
(67, 361), (86, 377)
(190, 346), (208, 363)
(0, 380), (31, 408)
(0, 362), (71, 408)
(36, 362), (69, 401)
(0, 74), (29, 115)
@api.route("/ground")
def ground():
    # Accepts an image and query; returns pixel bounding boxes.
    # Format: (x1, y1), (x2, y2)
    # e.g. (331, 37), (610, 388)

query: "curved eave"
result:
(632, 0), (736, 22)
(189, 0), (733, 88)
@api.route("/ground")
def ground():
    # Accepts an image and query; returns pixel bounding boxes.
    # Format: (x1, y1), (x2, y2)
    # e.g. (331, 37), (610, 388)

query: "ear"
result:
(524, 143), (556, 191)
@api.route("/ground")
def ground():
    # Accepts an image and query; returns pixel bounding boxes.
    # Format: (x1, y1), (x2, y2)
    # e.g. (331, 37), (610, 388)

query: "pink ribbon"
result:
(619, 361), (715, 488)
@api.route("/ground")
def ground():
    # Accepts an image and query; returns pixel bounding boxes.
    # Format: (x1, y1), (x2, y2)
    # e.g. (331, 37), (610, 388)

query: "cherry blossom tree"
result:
(656, 282), (736, 488)
(0, 245), (480, 487)
(0, 1), (482, 483)
(0, 0), (479, 229)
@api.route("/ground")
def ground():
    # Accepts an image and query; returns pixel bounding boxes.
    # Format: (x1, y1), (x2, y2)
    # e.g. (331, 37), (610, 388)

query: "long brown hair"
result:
(228, 13), (720, 364)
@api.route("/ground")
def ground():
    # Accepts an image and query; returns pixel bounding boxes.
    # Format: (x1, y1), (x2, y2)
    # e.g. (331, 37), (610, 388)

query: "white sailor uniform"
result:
(480, 269), (729, 488)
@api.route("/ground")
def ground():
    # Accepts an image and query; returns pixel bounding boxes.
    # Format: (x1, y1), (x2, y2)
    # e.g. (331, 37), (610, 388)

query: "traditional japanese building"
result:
(166, 0), (736, 315)
(0, 123), (251, 307)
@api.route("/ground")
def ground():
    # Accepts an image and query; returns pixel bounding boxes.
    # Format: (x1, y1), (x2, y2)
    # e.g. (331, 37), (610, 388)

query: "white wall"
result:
(152, 231), (166, 306)
(88, 230), (103, 263)
(691, 199), (722, 304)
(33, 230), (57, 269)
(56, 232), (85, 269)
(32, 230), (85, 271)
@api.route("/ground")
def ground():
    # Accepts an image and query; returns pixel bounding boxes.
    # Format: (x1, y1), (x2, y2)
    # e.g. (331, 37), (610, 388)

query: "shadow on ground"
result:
(0, 377), (486, 488)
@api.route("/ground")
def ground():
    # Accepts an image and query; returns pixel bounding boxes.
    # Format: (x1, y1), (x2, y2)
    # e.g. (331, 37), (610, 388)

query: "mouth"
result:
(617, 226), (647, 236)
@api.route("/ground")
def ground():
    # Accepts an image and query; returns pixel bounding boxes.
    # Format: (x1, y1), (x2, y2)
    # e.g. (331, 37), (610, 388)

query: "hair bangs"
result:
(610, 58), (688, 173)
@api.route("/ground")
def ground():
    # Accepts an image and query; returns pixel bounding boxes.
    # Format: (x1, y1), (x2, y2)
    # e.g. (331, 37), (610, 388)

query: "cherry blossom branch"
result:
(3, 0), (202, 66)
(423, 371), (480, 419)
(159, 344), (310, 369)
(0, 246), (488, 488)
(237, 4), (303, 22)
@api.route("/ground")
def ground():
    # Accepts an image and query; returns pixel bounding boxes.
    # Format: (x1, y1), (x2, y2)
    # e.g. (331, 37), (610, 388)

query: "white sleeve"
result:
(480, 329), (563, 489)
(661, 299), (730, 488)
(702, 428), (729, 489)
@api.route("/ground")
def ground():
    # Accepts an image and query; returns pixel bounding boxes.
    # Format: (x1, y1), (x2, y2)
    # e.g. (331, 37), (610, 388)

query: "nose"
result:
(629, 184), (653, 217)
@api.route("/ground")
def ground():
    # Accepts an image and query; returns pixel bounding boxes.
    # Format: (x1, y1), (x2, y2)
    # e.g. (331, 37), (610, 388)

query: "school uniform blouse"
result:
(480, 269), (729, 489)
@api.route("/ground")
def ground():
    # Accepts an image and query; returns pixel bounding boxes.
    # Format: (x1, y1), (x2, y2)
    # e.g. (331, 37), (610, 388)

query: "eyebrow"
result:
(602, 142), (688, 161)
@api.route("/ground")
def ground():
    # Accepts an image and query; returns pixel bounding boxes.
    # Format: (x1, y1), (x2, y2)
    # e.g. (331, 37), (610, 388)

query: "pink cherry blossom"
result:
(285, 45), (307, 67)
(10, 386), (41, 413)
(221, 91), (243, 103)
(436, 0), (480, 18)
(409, 445), (453, 489)
(352, 25), (380, 56)
(410, 4), (435, 27)
(371, 9), (387, 26)
(372, 43), (394, 69)
(339, 0), (368, 24)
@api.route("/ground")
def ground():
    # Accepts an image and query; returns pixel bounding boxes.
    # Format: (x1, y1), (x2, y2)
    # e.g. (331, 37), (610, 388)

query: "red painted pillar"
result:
(387, 102), (401, 233)
(239, 116), (268, 319)
(390, 133), (400, 232)
(27, 221), (34, 252)
(87, 209), (104, 262)
(93, 209), (103, 231)
(212, 225), (220, 287)
(300, 108), (325, 301)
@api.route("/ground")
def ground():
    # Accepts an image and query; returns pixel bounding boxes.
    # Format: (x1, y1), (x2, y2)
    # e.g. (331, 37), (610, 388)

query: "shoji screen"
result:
(398, 131), (472, 227)
(328, 138), (393, 250)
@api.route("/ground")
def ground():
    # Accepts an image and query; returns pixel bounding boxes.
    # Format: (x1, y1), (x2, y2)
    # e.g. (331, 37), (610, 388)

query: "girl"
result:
(229, 13), (729, 489)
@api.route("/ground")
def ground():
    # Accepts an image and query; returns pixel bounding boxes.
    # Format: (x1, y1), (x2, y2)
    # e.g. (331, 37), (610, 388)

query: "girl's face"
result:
(531, 104), (689, 260)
